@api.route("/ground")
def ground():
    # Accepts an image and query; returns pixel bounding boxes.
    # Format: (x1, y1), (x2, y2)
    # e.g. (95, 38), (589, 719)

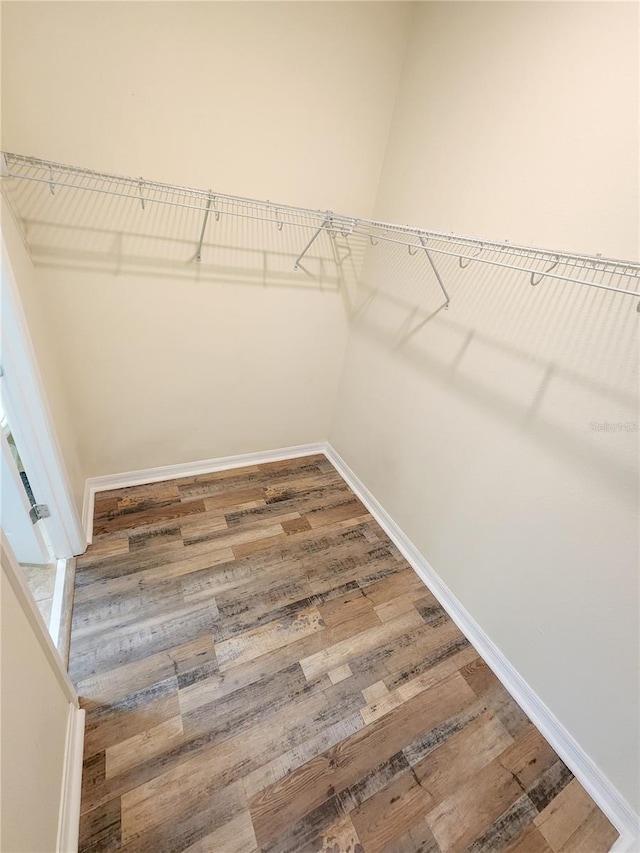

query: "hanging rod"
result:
(2, 152), (639, 307)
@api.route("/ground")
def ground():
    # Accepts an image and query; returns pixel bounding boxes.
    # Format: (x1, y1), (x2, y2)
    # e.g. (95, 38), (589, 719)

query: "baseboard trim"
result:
(79, 441), (639, 846)
(609, 833), (640, 853)
(323, 444), (639, 848)
(55, 557), (77, 669)
(48, 558), (68, 648)
(57, 703), (85, 853)
(81, 443), (328, 544)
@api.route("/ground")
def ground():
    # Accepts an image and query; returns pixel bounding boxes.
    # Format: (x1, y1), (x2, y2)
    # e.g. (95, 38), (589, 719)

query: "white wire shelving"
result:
(2, 151), (639, 310)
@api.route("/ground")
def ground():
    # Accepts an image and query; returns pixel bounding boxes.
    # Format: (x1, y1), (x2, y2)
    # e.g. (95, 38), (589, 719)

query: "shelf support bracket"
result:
(294, 217), (330, 270)
(419, 235), (451, 308)
(195, 192), (213, 263)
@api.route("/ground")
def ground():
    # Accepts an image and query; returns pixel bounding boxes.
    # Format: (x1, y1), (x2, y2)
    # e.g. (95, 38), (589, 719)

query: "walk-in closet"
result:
(1, 3), (638, 852)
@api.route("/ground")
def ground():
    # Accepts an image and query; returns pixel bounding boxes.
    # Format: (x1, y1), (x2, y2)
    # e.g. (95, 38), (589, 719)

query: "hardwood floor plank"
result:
(467, 794), (538, 853)
(82, 681), (180, 761)
(94, 499), (206, 537)
(298, 608), (422, 681)
(182, 520), (288, 550)
(459, 656), (502, 697)
(505, 824), (553, 853)
(315, 815), (363, 853)
(382, 817), (441, 853)
(360, 649), (475, 724)
(180, 662), (312, 742)
(120, 692), (330, 837)
(350, 769), (434, 853)
(402, 695), (491, 768)
(306, 499), (367, 529)
(174, 508), (230, 538)
(533, 778), (598, 850)
(106, 716), (184, 779)
(72, 582), (186, 639)
(93, 496), (121, 516)
(71, 458), (618, 853)
(78, 535), (131, 563)
(242, 713), (364, 800)
(121, 779), (247, 852)
(215, 605), (325, 670)
(232, 532), (289, 559)
(76, 540), (186, 588)
(128, 525), (183, 552)
(79, 796), (122, 853)
(259, 752), (411, 853)
(70, 600), (221, 681)
(361, 568), (427, 606)
(556, 808), (618, 853)
(327, 663), (352, 685)
(177, 612), (377, 719)
(198, 486), (265, 510)
(527, 759), (575, 812)
(317, 586), (375, 627)
(499, 723), (560, 789)
(425, 756), (524, 851)
(412, 710), (514, 804)
(181, 809), (258, 853)
(76, 639), (203, 705)
(101, 483), (180, 505)
(74, 547), (236, 607)
(224, 488), (353, 530)
(374, 592), (422, 623)
(249, 673), (476, 846)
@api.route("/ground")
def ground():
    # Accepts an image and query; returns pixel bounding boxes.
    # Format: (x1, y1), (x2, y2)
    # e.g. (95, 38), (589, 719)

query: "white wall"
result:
(1, 537), (72, 852)
(331, 0), (639, 813)
(1, 1), (410, 483)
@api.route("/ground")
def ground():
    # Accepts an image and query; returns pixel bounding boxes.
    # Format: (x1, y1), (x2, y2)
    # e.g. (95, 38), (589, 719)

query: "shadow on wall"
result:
(1, 176), (365, 299)
(346, 238), (639, 498)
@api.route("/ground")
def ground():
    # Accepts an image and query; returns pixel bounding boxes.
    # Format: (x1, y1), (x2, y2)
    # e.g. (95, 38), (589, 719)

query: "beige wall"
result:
(331, 0), (639, 811)
(1, 2), (408, 217)
(371, 1), (639, 260)
(1, 547), (71, 852)
(1, 1), (410, 483)
(2, 0), (638, 816)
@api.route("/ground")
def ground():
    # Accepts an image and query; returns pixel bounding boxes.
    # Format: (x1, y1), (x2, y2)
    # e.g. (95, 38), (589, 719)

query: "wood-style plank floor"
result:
(70, 454), (618, 853)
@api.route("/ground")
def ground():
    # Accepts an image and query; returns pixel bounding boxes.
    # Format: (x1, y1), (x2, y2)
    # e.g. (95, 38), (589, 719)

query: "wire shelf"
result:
(2, 151), (639, 306)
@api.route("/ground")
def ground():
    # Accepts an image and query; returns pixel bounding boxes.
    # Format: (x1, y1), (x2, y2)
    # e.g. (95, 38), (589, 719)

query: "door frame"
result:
(1, 233), (85, 558)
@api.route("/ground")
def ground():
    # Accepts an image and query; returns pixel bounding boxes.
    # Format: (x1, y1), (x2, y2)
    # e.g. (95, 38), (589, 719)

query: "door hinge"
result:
(29, 503), (50, 524)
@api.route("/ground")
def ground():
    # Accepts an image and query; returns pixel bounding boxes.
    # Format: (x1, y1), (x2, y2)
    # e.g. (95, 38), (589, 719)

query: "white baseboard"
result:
(609, 834), (640, 853)
(55, 557), (77, 668)
(57, 703), (85, 853)
(49, 558), (68, 648)
(323, 444), (639, 850)
(79, 441), (639, 847)
(81, 442), (327, 544)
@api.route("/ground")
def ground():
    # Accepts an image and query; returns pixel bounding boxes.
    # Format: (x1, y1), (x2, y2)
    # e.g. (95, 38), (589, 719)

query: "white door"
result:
(0, 231), (85, 559)
(0, 424), (50, 565)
